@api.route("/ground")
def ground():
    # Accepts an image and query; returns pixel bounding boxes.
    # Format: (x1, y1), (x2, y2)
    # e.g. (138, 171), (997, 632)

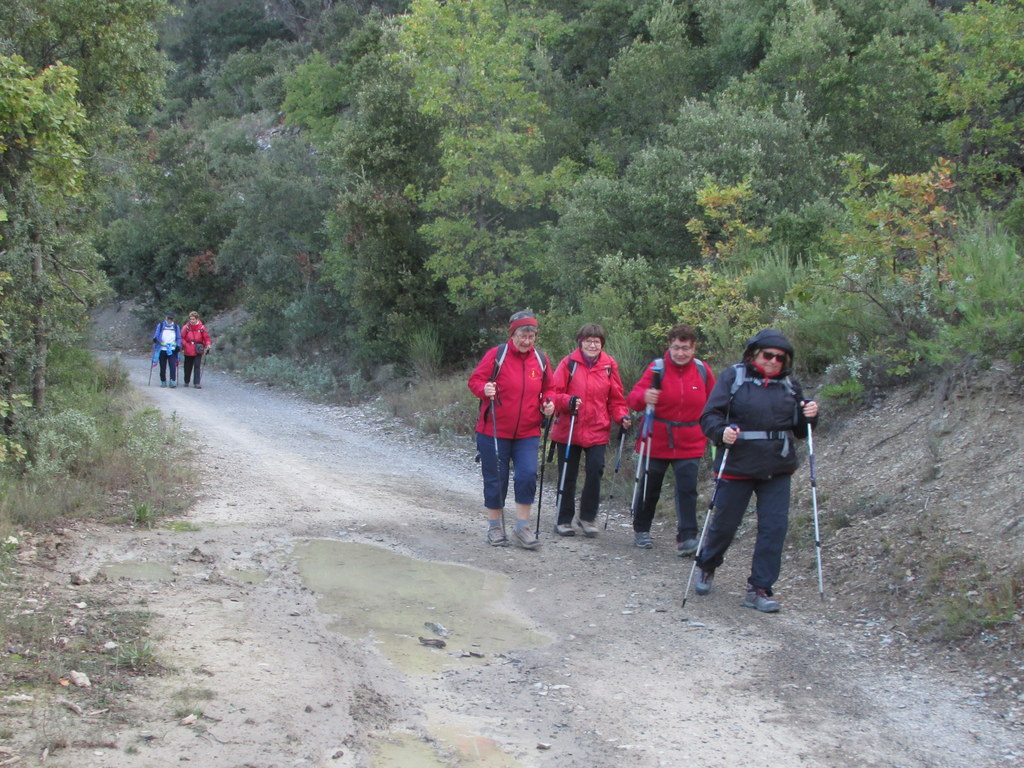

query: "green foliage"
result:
(387, 373), (480, 440)
(725, 0), (941, 170)
(0, 351), (192, 530)
(243, 355), (339, 399)
(25, 409), (101, 478)
(818, 377), (865, 405)
(923, 219), (1024, 364)
(666, 266), (763, 361)
(548, 253), (674, 376)
(551, 93), (834, 300)
(931, 0), (1024, 208)
(0, 55), (86, 200)
(397, 0), (572, 322)
(409, 325), (442, 381)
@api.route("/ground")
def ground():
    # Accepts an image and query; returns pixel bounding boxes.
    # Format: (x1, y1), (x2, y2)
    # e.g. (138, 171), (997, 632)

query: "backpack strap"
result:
(694, 358), (708, 386)
(491, 343), (548, 380)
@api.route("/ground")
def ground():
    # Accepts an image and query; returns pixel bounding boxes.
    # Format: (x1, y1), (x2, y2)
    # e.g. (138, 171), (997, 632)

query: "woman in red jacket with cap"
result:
(468, 310), (555, 550)
(549, 323), (632, 537)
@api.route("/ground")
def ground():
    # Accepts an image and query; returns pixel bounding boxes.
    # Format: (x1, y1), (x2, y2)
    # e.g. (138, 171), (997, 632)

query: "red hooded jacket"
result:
(549, 349), (630, 447)
(181, 320), (211, 357)
(627, 354), (715, 459)
(469, 341), (552, 439)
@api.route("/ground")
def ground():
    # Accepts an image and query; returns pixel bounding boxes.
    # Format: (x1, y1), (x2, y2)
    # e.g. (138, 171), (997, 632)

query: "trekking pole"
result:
(639, 359), (664, 516)
(682, 426), (737, 608)
(534, 406), (552, 536)
(554, 397), (580, 517)
(806, 415), (825, 599)
(489, 390), (505, 537)
(629, 431), (646, 525)
(604, 422), (628, 530)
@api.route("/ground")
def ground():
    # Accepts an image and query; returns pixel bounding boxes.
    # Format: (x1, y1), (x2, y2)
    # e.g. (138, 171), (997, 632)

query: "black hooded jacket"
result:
(700, 329), (817, 479)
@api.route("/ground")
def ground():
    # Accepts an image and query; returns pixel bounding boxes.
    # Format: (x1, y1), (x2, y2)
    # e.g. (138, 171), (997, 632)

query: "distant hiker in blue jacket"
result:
(152, 312), (182, 388)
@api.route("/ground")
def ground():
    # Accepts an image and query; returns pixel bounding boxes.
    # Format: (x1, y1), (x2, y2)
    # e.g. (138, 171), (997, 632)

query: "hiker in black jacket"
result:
(694, 329), (819, 613)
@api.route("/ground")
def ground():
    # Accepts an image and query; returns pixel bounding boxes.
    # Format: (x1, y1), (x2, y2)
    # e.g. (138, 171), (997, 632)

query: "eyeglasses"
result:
(759, 351), (787, 362)
(669, 344), (694, 353)
(580, 338), (602, 347)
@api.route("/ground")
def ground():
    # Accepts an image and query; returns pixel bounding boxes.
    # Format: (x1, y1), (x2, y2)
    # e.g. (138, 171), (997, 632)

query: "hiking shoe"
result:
(634, 531), (653, 549)
(487, 527), (509, 547)
(183, 382), (189, 387)
(743, 586), (780, 613)
(553, 523), (575, 537)
(194, 384), (202, 389)
(160, 381), (168, 388)
(513, 526), (540, 550)
(576, 519), (599, 538)
(169, 380), (177, 388)
(695, 568), (714, 596)
(676, 538), (699, 557)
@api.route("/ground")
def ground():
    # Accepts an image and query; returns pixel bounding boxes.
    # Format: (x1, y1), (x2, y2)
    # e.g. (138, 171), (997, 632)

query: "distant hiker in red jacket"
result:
(181, 311), (212, 389)
(627, 324), (715, 553)
(468, 310), (555, 550)
(549, 323), (632, 538)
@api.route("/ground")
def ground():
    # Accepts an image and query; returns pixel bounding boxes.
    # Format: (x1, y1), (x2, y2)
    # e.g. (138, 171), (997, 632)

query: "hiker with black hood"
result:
(694, 329), (819, 613)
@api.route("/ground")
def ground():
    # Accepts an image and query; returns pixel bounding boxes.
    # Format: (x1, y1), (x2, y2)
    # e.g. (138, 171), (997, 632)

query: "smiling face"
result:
(668, 339), (695, 367)
(580, 336), (603, 360)
(755, 347), (787, 376)
(511, 326), (537, 353)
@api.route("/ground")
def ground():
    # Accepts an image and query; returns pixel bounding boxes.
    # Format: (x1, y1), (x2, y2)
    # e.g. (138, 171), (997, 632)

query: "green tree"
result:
(551, 94), (832, 301)
(725, 0), (941, 171)
(1, 0), (169, 415)
(396, 0), (574, 324)
(931, 0), (1024, 215)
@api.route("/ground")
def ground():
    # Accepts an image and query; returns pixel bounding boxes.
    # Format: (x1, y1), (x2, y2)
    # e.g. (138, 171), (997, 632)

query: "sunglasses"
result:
(759, 351), (787, 362)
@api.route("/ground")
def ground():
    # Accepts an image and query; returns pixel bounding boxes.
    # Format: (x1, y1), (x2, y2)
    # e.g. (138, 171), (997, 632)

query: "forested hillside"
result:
(3, 0), (1024, 445)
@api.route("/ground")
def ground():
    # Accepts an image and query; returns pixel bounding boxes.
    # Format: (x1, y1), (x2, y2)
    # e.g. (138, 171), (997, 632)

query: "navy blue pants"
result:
(696, 474), (791, 594)
(554, 442), (607, 525)
(158, 351), (178, 382)
(477, 433), (539, 510)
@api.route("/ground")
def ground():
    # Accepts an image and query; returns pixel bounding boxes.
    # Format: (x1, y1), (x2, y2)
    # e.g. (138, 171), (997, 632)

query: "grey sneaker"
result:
(634, 531), (653, 549)
(743, 586), (780, 613)
(513, 526), (540, 550)
(487, 527), (509, 547)
(553, 523), (575, 537)
(695, 568), (714, 596)
(576, 519), (599, 538)
(676, 538), (699, 557)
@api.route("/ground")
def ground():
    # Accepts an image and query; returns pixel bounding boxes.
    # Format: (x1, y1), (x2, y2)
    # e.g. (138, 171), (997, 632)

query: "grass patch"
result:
(0, 344), (196, 759)
(387, 373), (480, 440)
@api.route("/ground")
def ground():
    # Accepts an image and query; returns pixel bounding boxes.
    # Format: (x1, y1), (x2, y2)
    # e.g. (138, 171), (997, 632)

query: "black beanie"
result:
(744, 328), (794, 359)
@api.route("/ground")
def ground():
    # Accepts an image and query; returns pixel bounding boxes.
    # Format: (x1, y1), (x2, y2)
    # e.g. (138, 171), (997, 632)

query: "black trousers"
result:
(183, 354), (204, 385)
(554, 442), (607, 525)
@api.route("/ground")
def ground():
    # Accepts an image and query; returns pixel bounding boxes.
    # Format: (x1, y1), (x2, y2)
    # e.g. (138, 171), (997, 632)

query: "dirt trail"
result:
(41, 354), (1022, 768)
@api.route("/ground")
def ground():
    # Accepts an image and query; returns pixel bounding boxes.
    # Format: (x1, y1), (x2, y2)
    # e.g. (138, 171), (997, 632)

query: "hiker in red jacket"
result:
(468, 310), (555, 550)
(627, 323), (715, 553)
(549, 323), (632, 538)
(181, 311), (212, 389)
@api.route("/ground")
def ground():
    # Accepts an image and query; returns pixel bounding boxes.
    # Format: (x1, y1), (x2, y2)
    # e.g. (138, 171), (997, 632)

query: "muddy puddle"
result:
(294, 539), (549, 675)
(99, 560), (176, 581)
(372, 729), (524, 768)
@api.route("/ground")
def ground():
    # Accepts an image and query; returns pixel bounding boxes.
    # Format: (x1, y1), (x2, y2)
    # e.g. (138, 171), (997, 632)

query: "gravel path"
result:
(47, 353), (1023, 768)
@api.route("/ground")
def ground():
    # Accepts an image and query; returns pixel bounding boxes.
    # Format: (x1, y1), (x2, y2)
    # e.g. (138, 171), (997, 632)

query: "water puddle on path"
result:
(99, 561), (175, 581)
(294, 539), (548, 675)
(372, 729), (522, 768)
